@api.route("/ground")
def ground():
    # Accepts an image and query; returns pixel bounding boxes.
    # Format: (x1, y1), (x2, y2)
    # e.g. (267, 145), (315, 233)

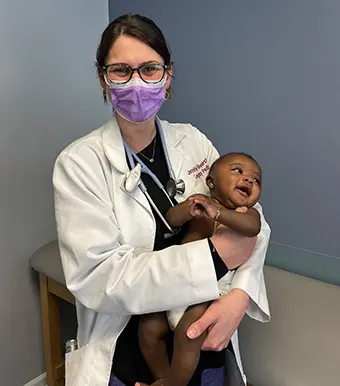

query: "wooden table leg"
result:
(40, 274), (63, 386)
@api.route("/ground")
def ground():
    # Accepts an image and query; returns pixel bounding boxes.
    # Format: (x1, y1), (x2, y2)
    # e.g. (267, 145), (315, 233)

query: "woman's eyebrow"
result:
(106, 60), (161, 67)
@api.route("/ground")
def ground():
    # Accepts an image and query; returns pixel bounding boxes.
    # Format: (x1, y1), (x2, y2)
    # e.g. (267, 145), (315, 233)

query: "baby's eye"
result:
(232, 167), (243, 174)
(253, 177), (261, 185)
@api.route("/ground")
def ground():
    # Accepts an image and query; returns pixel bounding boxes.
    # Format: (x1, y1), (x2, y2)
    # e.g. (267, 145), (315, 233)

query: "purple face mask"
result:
(109, 78), (166, 123)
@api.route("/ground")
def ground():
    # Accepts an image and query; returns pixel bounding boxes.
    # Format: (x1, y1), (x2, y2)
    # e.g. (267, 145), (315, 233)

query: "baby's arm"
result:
(217, 206), (261, 237)
(165, 200), (193, 228)
(192, 195), (261, 238)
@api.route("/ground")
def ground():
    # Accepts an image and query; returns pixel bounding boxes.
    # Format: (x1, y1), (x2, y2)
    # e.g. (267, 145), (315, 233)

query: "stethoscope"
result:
(123, 117), (185, 235)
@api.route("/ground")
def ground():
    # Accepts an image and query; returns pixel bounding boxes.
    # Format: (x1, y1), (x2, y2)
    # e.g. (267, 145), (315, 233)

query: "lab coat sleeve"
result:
(197, 128), (271, 322)
(218, 204), (271, 322)
(53, 144), (220, 315)
(230, 204), (271, 322)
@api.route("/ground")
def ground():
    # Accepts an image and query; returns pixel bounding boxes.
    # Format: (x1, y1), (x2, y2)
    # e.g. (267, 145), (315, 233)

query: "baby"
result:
(138, 152), (262, 386)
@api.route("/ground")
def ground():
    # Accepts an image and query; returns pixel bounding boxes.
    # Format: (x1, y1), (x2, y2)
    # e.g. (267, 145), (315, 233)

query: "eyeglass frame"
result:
(101, 62), (169, 85)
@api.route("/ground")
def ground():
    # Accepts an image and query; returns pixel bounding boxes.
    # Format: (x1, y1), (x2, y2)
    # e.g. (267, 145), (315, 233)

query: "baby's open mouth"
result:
(236, 185), (250, 197)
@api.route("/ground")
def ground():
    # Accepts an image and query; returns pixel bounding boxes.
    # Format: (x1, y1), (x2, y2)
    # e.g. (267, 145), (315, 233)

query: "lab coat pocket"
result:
(65, 343), (88, 386)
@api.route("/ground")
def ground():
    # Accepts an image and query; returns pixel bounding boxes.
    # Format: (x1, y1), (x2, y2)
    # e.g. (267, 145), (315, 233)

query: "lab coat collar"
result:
(102, 114), (186, 178)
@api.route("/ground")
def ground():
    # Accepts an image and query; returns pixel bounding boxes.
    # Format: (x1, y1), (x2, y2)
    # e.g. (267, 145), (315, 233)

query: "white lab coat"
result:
(53, 116), (271, 386)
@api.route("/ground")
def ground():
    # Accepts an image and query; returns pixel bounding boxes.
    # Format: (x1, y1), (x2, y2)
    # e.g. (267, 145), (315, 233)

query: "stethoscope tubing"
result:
(123, 117), (181, 234)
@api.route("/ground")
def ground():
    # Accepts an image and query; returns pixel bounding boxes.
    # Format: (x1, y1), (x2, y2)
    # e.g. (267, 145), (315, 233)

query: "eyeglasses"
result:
(102, 62), (168, 85)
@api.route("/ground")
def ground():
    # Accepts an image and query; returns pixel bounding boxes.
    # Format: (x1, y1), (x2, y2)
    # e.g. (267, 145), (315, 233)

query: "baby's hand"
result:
(187, 194), (219, 219)
(186, 195), (206, 218)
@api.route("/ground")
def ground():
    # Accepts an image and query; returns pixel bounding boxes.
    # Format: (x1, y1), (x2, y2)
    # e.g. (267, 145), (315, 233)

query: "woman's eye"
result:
(141, 64), (157, 74)
(108, 65), (131, 76)
(114, 67), (130, 75)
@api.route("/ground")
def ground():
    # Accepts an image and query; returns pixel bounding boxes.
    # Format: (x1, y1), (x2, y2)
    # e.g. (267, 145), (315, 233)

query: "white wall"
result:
(0, 1), (110, 384)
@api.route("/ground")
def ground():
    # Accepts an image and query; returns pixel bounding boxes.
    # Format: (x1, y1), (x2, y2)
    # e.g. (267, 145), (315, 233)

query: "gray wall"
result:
(0, 1), (110, 384)
(109, 0), (340, 285)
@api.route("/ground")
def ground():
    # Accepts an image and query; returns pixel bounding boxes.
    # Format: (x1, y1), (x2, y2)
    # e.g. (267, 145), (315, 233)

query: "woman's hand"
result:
(186, 289), (249, 351)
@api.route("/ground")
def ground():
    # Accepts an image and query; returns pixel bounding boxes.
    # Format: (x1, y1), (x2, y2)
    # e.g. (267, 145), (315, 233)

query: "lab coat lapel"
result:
(103, 116), (186, 179)
(161, 120), (186, 180)
(103, 117), (153, 216)
(102, 117), (126, 174)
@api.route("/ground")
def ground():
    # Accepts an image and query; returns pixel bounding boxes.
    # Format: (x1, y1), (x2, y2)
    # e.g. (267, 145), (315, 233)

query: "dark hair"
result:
(96, 14), (171, 68)
(96, 14), (173, 101)
(210, 152), (261, 175)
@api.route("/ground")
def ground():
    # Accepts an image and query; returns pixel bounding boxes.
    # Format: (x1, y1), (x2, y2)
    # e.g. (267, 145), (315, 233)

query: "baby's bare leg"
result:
(139, 312), (170, 380)
(164, 302), (210, 386)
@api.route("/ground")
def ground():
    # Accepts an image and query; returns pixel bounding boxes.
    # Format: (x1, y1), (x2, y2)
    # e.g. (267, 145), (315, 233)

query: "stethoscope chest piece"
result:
(166, 178), (185, 198)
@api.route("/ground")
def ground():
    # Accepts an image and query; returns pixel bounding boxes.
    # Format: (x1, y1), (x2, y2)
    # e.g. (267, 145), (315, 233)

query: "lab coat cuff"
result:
(188, 239), (220, 303)
(231, 272), (270, 322)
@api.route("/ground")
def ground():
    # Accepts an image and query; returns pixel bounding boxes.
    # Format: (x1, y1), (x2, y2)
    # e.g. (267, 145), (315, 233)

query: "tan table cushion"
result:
(30, 240), (65, 286)
(239, 266), (340, 386)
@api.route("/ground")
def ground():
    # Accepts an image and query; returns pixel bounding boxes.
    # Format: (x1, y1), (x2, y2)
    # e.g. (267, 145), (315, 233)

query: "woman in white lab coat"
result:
(53, 14), (270, 386)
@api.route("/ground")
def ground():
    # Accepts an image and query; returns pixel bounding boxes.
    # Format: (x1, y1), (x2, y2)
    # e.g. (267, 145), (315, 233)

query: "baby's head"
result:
(206, 152), (262, 209)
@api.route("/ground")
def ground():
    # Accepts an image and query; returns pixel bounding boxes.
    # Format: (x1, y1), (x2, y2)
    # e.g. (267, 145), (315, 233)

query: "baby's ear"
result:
(206, 175), (214, 189)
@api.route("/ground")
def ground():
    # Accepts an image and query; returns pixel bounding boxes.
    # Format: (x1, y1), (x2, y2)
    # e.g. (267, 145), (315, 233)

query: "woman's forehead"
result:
(106, 35), (163, 66)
